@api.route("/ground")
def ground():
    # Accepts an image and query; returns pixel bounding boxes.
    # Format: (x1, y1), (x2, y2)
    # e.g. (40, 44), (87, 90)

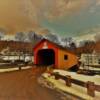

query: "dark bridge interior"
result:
(37, 49), (55, 66)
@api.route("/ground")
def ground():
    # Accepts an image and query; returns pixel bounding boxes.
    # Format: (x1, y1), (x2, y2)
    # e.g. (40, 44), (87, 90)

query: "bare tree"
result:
(44, 33), (59, 44)
(83, 40), (95, 53)
(27, 31), (35, 43)
(79, 41), (87, 47)
(0, 31), (5, 40)
(61, 37), (73, 47)
(69, 42), (77, 50)
(27, 31), (42, 44)
(61, 37), (69, 47)
(15, 32), (26, 42)
(0, 28), (6, 39)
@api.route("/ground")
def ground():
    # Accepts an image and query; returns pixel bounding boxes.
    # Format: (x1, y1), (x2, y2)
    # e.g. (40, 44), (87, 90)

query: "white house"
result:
(80, 50), (100, 67)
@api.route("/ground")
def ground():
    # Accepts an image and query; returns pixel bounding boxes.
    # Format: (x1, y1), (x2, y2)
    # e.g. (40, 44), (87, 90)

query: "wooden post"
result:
(19, 65), (22, 71)
(86, 81), (95, 97)
(55, 75), (59, 80)
(66, 75), (71, 87)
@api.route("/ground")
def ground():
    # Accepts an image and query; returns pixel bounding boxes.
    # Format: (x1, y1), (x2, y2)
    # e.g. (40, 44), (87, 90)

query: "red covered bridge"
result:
(34, 39), (78, 69)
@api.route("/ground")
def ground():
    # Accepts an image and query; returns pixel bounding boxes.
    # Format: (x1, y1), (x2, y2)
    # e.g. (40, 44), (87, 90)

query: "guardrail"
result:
(51, 72), (100, 97)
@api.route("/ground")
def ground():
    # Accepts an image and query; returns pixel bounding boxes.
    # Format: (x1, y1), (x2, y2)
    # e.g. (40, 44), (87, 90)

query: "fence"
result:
(51, 72), (100, 97)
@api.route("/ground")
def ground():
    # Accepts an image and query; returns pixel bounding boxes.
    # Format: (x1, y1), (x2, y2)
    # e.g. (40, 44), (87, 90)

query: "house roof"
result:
(0, 40), (33, 53)
(33, 38), (76, 55)
(75, 41), (100, 54)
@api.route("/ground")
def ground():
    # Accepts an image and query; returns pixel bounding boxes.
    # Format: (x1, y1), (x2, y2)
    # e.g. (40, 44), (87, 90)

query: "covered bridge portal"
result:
(34, 39), (78, 69)
(37, 49), (55, 66)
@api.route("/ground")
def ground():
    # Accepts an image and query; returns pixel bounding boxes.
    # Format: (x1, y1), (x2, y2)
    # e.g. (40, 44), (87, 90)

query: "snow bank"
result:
(53, 70), (100, 85)
(0, 66), (32, 73)
(21, 66), (32, 70)
(80, 66), (100, 71)
(42, 70), (100, 100)
(0, 67), (19, 72)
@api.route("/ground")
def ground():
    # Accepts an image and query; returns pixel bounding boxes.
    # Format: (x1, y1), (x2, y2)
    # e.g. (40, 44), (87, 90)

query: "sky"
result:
(0, 0), (100, 37)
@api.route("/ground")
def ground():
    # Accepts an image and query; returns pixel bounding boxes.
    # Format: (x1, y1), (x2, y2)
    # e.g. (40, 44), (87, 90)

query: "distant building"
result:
(34, 39), (78, 69)
(76, 41), (100, 67)
(80, 50), (100, 67)
(0, 40), (33, 62)
(0, 40), (33, 54)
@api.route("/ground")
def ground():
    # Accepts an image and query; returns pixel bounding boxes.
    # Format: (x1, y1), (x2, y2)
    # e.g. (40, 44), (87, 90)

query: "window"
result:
(64, 55), (68, 60)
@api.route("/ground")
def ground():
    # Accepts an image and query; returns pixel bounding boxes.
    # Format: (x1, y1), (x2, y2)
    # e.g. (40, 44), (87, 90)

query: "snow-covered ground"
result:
(1, 56), (33, 62)
(80, 66), (100, 71)
(53, 70), (100, 85)
(42, 69), (100, 100)
(0, 66), (32, 73)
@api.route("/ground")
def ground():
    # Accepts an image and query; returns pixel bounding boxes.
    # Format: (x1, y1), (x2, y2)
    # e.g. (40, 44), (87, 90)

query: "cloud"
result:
(96, 0), (100, 6)
(0, 0), (42, 34)
(88, 0), (100, 13)
(74, 25), (100, 44)
(36, 29), (51, 35)
(0, 0), (95, 34)
(43, 0), (92, 20)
